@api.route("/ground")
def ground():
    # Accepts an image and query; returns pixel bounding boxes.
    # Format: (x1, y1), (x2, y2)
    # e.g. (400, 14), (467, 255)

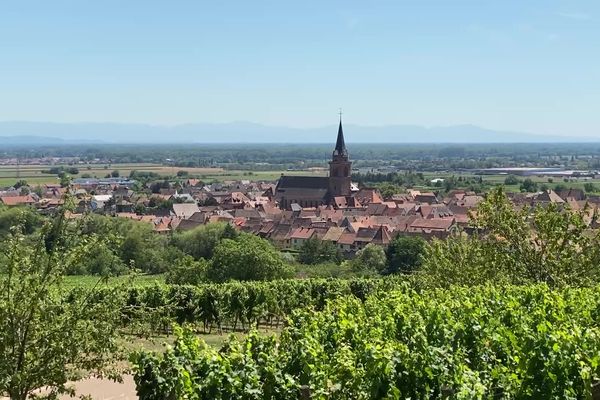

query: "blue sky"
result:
(0, 0), (598, 137)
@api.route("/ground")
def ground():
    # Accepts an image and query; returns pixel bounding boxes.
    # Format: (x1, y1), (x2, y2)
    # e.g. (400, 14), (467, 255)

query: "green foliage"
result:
(584, 182), (596, 193)
(553, 183), (568, 192)
(79, 214), (171, 274)
(13, 179), (28, 189)
(385, 235), (426, 274)
(422, 187), (600, 287)
(171, 223), (235, 260)
(375, 182), (403, 199)
(164, 256), (208, 285)
(298, 237), (342, 265)
(520, 178), (538, 192)
(0, 209), (122, 399)
(349, 243), (386, 273)
(0, 206), (44, 238)
(133, 285), (600, 399)
(503, 174), (520, 185)
(114, 277), (399, 335)
(294, 262), (357, 279)
(68, 241), (127, 276)
(207, 233), (291, 282)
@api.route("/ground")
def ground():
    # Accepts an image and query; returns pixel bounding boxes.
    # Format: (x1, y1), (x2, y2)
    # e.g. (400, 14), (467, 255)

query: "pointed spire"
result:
(333, 110), (347, 157)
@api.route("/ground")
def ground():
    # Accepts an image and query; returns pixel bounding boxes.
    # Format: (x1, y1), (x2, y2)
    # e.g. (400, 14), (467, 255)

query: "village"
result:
(2, 166), (599, 259)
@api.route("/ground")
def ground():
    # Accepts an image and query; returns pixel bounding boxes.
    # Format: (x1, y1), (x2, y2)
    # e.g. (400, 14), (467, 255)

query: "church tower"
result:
(328, 114), (352, 198)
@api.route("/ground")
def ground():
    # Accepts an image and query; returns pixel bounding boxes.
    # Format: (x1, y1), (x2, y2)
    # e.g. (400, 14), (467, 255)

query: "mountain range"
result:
(0, 121), (596, 144)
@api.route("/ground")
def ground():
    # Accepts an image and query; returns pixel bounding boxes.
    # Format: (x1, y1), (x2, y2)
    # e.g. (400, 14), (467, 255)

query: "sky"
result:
(0, 0), (599, 137)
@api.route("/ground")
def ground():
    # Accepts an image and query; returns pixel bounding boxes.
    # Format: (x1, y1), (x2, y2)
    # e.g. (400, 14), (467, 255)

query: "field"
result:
(2, 161), (599, 194)
(418, 171), (600, 193)
(0, 163), (327, 186)
(61, 274), (165, 289)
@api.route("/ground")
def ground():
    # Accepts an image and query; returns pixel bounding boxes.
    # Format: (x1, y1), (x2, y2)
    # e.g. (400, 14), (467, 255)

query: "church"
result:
(275, 117), (353, 210)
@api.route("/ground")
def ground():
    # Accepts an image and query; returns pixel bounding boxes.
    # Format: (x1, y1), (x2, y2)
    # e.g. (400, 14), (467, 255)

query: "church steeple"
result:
(328, 110), (352, 198)
(333, 110), (348, 159)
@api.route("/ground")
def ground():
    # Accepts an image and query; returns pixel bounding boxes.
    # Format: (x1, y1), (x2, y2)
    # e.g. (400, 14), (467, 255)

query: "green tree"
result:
(553, 183), (567, 193)
(110, 170), (120, 178)
(165, 255), (208, 285)
(519, 178), (538, 192)
(504, 175), (520, 185)
(13, 180), (28, 189)
(0, 207), (43, 238)
(0, 209), (122, 400)
(385, 235), (426, 274)
(171, 223), (237, 260)
(207, 233), (291, 282)
(59, 172), (71, 188)
(422, 187), (600, 287)
(298, 237), (342, 265)
(350, 243), (386, 273)
(376, 183), (403, 199)
(584, 182), (596, 193)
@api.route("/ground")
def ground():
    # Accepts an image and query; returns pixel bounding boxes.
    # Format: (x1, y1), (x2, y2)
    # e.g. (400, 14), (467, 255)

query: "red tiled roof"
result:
(290, 227), (315, 240)
(0, 195), (36, 206)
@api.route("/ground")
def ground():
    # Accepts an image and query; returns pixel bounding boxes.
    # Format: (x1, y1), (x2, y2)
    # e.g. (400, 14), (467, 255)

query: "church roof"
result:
(276, 176), (329, 190)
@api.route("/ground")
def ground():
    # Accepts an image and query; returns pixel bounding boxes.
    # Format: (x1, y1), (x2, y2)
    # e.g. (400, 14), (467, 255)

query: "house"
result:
(172, 203), (200, 219)
(289, 227), (315, 249)
(0, 195), (37, 207)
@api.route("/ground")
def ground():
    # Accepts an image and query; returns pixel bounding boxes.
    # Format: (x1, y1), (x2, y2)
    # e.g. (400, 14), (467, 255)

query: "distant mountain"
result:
(0, 121), (595, 144)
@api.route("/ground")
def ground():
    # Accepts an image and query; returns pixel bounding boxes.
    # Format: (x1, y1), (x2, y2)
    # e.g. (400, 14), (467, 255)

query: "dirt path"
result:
(60, 376), (137, 400)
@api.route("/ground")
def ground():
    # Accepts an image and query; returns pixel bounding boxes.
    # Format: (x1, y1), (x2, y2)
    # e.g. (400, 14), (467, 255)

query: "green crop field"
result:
(61, 274), (165, 290)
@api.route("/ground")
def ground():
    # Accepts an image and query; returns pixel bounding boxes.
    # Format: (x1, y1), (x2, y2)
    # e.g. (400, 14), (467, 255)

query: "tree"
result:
(421, 187), (600, 287)
(165, 255), (208, 285)
(0, 207), (43, 238)
(207, 233), (291, 282)
(0, 208), (122, 399)
(350, 244), (386, 273)
(584, 182), (596, 193)
(13, 180), (28, 189)
(110, 170), (120, 178)
(553, 183), (567, 193)
(385, 235), (426, 274)
(520, 178), (538, 192)
(298, 237), (342, 265)
(376, 183), (403, 199)
(171, 223), (237, 260)
(503, 175), (519, 185)
(59, 172), (71, 188)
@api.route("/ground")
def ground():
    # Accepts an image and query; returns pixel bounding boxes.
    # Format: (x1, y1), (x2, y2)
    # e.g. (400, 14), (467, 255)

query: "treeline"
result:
(5, 143), (600, 170)
(134, 284), (600, 399)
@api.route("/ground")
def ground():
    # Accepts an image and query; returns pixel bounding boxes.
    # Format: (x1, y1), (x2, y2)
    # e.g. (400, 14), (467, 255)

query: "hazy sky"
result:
(0, 0), (598, 137)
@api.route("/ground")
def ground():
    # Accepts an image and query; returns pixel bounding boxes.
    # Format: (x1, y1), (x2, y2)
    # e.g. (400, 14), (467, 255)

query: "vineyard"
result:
(131, 284), (600, 399)
(100, 277), (406, 335)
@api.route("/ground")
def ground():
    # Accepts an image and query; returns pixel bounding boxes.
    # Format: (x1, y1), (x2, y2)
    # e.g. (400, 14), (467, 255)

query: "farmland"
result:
(0, 163), (327, 186)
